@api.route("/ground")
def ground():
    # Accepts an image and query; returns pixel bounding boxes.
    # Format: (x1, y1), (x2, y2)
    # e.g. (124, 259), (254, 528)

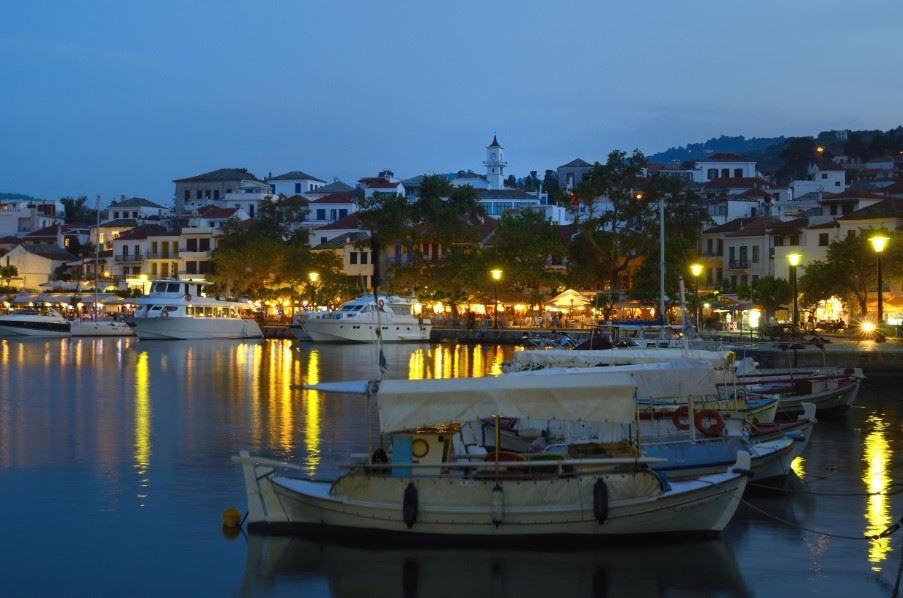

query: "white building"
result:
(1, 244), (76, 289)
(791, 162), (846, 197)
(268, 171), (326, 196)
(484, 135), (507, 190)
(692, 153), (758, 183)
(107, 197), (168, 221)
(0, 197), (64, 238)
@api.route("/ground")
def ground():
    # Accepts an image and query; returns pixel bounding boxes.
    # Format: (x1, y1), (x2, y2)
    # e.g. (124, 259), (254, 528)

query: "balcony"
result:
(145, 252), (179, 260)
(114, 253), (145, 263)
(728, 259), (750, 269)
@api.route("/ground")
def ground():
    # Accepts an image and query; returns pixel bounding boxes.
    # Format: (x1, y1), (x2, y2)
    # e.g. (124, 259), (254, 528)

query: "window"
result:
(717, 239), (724, 256)
(64, 237), (70, 247)
(320, 237), (327, 245)
(316, 209), (326, 220)
(741, 275), (748, 287)
(151, 241), (158, 254)
(835, 181), (841, 187)
(213, 190), (220, 200)
(739, 246), (748, 263)
(150, 263), (158, 276)
(729, 246), (736, 262)
(204, 189), (211, 199)
(186, 238), (198, 252)
(186, 261), (197, 274)
(707, 239), (713, 255)
(123, 245), (129, 255)
(730, 275), (737, 289)
(113, 211), (119, 219)
(350, 252), (358, 265)
(361, 251), (368, 265)
(830, 204), (838, 216)
(99, 233), (105, 244)
(198, 261), (211, 274)
(821, 173), (828, 179)
(774, 236), (783, 247)
(752, 246), (759, 263)
(721, 168), (730, 179)
(339, 209), (348, 219)
(734, 168), (743, 178)
(790, 235), (799, 246)
(819, 233), (829, 246)
(196, 190), (202, 199)
(330, 209), (338, 221)
(199, 238), (210, 251)
(295, 183), (301, 193)
(707, 168), (718, 180)
(184, 190), (190, 201)
(249, 204), (255, 218)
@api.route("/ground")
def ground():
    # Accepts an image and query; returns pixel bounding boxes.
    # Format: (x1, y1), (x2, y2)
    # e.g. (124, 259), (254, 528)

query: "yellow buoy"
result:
(222, 506), (242, 529)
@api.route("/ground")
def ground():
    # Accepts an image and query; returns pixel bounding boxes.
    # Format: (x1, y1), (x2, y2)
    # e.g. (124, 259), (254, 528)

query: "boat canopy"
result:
(509, 360), (719, 400)
(376, 370), (637, 433)
(505, 348), (734, 371)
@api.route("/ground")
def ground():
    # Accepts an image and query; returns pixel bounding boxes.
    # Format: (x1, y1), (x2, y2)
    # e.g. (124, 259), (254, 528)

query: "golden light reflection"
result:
(488, 345), (506, 376)
(408, 348), (425, 381)
(304, 350), (321, 476)
(471, 345), (484, 378)
(862, 414), (892, 570)
(278, 342), (294, 452)
(790, 456), (806, 481)
(134, 351), (151, 507)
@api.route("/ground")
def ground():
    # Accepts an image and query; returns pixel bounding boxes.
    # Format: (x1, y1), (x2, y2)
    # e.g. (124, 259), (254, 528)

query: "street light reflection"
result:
(862, 414), (892, 570)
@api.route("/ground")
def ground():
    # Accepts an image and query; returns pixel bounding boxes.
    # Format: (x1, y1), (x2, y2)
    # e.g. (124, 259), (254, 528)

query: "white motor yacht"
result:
(132, 280), (263, 340)
(0, 306), (70, 337)
(301, 295), (430, 343)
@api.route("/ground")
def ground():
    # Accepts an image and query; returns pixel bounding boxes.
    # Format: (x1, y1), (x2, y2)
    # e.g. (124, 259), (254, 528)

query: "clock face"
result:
(491, 152), (497, 160)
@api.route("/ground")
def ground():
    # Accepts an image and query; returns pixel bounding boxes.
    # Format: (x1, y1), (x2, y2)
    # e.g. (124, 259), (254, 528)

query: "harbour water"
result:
(0, 338), (900, 596)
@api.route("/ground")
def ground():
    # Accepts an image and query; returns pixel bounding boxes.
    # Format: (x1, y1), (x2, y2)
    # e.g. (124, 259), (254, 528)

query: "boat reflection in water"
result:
(240, 534), (750, 598)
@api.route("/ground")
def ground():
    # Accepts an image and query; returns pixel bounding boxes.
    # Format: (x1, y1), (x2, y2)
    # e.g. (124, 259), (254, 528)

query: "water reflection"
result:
(790, 455), (806, 480)
(134, 351), (151, 506)
(240, 534), (750, 597)
(862, 414), (892, 570)
(304, 349), (321, 475)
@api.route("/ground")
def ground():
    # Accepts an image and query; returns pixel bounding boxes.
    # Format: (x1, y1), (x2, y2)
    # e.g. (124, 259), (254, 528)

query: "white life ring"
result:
(378, 299), (385, 309)
(185, 293), (192, 302)
(161, 309), (169, 318)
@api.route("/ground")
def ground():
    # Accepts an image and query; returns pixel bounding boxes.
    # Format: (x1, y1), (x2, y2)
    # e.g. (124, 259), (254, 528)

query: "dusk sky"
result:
(2, 0), (901, 205)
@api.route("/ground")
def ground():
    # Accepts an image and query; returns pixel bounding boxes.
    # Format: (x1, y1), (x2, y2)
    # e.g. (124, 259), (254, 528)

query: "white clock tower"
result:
(484, 134), (507, 190)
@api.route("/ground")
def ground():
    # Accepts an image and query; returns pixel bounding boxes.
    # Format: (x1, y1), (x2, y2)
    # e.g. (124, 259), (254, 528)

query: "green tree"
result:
(0, 264), (18, 290)
(736, 276), (792, 329)
(775, 137), (816, 184)
(61, 196), (94, 224)
(489, 210), (564, 292)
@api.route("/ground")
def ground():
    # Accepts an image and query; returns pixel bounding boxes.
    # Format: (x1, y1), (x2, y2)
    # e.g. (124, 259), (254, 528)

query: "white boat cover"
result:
(505, 348), (733, 371)
(377, 370), (638, 432)
(509, 359), (719, 400)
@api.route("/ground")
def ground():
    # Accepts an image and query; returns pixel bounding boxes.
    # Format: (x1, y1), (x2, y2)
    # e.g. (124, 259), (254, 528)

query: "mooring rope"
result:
(746, 481), (903, 497)
(740, 497), (903, 541)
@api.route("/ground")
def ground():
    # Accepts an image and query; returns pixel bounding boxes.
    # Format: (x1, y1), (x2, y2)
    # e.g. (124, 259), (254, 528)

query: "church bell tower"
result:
(484, 134), (507, 190)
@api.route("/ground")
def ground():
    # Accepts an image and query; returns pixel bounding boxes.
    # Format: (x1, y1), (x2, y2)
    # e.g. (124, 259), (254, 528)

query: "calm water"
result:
(0, 338), (900, 597)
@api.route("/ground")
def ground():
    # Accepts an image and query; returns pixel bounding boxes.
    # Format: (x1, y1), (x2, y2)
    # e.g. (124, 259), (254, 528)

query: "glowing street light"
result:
(870, 234), (889, 325)
(787, 253), (802, 337)
(490, 268), (503, 329)
(690, 263), (703, 331)
(308, 271), (319, 308)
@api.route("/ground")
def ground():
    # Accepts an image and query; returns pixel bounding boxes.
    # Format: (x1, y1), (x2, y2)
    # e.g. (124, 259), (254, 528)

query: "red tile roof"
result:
(822, 189), (886, 202)
(724, 217), (786, 237)
(310, 192), (357, 205)
(315, 213), (362, 231)
(815, 161), (845, 172)
(195, 204), (239, 218)
(703, 177), (774, 190)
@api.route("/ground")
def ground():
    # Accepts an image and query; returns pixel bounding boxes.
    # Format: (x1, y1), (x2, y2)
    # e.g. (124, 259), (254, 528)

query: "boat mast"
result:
(94, 195), (101, 322)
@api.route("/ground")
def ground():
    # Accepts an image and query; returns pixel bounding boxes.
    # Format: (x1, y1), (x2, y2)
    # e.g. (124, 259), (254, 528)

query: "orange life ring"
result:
(671, 406), (690, 430)
(694, 409), (726, 438)
(411, 438), (430, 459)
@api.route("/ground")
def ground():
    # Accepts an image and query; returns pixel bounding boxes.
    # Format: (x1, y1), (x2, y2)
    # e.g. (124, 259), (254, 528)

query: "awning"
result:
(377, 370), (637, 433)
(548, 289), (591, 308)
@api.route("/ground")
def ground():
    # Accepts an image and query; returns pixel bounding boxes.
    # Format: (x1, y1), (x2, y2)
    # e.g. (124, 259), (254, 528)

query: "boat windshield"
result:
(340, 304), (365, 311)
(151, 282), (183, 293)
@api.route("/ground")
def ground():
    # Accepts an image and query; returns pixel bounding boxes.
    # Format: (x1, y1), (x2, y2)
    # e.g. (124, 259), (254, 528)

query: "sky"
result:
(2, 0), (902, 206)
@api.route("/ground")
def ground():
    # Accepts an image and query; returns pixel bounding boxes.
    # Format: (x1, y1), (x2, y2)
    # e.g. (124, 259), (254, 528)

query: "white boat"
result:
(132, 280), (263, 340)
(235, 370), (750, 539)
(727, 367), (864, 416)
(0, 306), (70, 337)
(301, 295), (430, 343)
(70, 318), (135, 337)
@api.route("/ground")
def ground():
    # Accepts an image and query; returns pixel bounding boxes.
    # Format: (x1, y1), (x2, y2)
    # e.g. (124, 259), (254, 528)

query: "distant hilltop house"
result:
(0, 196), (65, 238)
(107, 197), (168, 221)
(267, 171), (326, 196)
(172, 168), (269, 217)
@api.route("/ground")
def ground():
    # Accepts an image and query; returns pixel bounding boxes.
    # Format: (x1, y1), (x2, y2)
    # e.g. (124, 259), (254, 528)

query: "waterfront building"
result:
(0, 244), (76, 290)
(267, 170), (326, 196)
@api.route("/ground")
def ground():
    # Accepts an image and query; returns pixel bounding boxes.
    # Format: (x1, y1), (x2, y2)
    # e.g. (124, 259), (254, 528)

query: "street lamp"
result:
(787, 253), (802, 337)
(490, 268), (503, 329)
(870, 234), (889, 325)
(308, 271), (319, 308)
(690, 263), (703, 332)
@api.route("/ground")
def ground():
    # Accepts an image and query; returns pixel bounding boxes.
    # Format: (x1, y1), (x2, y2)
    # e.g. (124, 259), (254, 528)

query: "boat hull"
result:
(0, 320), (70, 337)
(302, 319), (431, 343)
(70, 321), (135, 337)
(775, 380), (860, 416)
(133, 317), (263, 340)
(240, 463), (747, 538)
(645, 437), (795, 482)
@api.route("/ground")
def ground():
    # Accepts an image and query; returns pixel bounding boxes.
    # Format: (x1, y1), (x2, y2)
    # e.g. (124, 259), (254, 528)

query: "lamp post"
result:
(870, 235), (889, 326)
(490, 268), (502, 329)
(690, 263), (703, 332)
(787, 253), (801, 337)
(308, 271), (319, 309)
